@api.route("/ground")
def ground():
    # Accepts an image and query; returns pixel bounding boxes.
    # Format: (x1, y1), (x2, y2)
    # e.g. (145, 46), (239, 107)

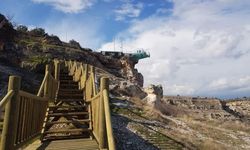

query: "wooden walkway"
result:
(25, 138), (99, 150)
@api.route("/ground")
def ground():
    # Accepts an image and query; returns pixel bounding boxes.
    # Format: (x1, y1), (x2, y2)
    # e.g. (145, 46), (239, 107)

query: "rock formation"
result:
(143, 84), (163, 106)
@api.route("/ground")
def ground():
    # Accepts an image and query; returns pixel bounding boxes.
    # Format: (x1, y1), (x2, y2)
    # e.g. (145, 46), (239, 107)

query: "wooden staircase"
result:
(0, 60), (115, 150)
(42, 71), (92, 141)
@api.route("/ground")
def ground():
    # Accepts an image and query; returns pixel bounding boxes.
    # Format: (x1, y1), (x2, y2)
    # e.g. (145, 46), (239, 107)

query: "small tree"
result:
(69, 39), (81, 48)
(29, 28), (45, 36)
(16, 25), (28, 32)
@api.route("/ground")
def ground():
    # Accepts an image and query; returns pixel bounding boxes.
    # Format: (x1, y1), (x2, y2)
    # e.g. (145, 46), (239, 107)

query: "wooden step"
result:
(48, 109), (87, 114)
(49, 105), (85, 109)
(59, 89), (82, 92)
(43, 134), (90, 141)
(60, 80), (76, 82)
(60, 82), (77, 85)
(56, 99), (83, 102)
(57, 93), (83, 97)
(46, 119), (90, 125)
(58, 91), (82, 95)
(58, 92), (83, 96)
(60, 85), (79, 88)
(60, 74), (72, 77)
(60, 77), (73, 80)
(59, 87), (79, 90)
(57, 96), (83, 100)
(48, 112), (88, 117)
(44, 128), (91, 134)
(60, 83), (78, 86)
(59, 74), (72, 77)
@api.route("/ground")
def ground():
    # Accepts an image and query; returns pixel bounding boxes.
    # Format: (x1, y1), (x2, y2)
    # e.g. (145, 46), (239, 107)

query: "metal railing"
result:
(0, 60), (60, 150)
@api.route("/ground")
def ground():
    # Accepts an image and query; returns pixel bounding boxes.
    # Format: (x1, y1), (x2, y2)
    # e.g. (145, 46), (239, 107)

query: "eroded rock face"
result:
(120, 57), (144, 87)
(225, 100), (250, 121)
(161, 96), (243, 121)
(143, 84), (163, 106)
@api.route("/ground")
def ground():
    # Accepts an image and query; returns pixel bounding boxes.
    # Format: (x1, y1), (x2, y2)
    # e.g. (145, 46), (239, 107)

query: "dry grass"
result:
(199, 139), (228, 150)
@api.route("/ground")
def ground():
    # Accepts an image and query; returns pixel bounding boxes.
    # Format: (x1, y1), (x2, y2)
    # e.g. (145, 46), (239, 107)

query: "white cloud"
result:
(31, 0), (96, 13)
(44, 17), (104, 49)
(100, 0), (250, 98)
(114, 1), (143, 21)
(209, 76), (250, 91)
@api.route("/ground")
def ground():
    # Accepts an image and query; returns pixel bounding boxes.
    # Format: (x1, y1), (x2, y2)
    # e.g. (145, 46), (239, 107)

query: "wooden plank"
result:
(44, 128), (91, 134)
(47, 112), (88, 117)
(43, 134), (89, 141)
(48, 105), (85, 109)
(46, 119), (90, 125)
(56, 99), (83, 102)
(24, 138), (99, 150)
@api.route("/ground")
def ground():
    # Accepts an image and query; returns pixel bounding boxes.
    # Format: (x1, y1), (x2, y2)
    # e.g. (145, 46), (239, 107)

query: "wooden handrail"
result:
(86, 93), (101, 102)
(37, 72), (49, 96)
(0, 90), (14, 108)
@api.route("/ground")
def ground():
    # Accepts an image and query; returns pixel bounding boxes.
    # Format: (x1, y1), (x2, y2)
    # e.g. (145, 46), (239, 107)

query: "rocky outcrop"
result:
(160, 96), (242, 121)
(143, 84), (163, 106)
(110, 80), (146, 99)
(222, 100), (250, 121)
(69, 39), (81, 49)
(42, 35), (62, 46)
(120, 57), (143, 87)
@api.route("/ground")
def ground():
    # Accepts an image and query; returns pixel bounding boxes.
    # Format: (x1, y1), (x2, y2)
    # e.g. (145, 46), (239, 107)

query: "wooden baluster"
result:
(98, 77), (108, 149)
(1, 76), (21, 150)
(91, 66), (96, 95)
(54, 60), (60, 81)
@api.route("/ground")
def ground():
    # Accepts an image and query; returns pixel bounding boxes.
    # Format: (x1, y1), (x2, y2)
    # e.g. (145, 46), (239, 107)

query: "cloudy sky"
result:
(1, 0), (250, 98)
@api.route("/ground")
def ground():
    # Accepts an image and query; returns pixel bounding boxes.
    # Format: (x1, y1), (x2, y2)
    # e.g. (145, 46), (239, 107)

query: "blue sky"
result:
(1, 0), (250, 98)
(0, 0), (172, 48)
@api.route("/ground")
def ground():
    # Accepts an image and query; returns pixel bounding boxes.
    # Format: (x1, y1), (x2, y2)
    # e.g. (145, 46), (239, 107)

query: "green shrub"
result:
(16, 25), (28, 32)
(29, 28), (45, 36)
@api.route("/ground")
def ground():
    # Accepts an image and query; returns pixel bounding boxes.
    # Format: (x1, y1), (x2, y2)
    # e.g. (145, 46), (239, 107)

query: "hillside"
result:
(0, 14), (143, 96)
(1, 14), (250, 150)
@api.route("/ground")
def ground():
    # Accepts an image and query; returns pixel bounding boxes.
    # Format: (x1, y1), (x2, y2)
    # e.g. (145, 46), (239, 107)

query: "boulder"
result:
(143, 84), (163, 106)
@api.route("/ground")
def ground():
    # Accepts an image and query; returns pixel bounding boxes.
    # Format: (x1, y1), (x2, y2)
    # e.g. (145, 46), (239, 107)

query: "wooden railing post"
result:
(90, 66), (96, 95)
(1, 76), (21, 150)
(99, 77), (108, 149)
(44, 65), (50, 98)
(54, 60), (60, 81)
